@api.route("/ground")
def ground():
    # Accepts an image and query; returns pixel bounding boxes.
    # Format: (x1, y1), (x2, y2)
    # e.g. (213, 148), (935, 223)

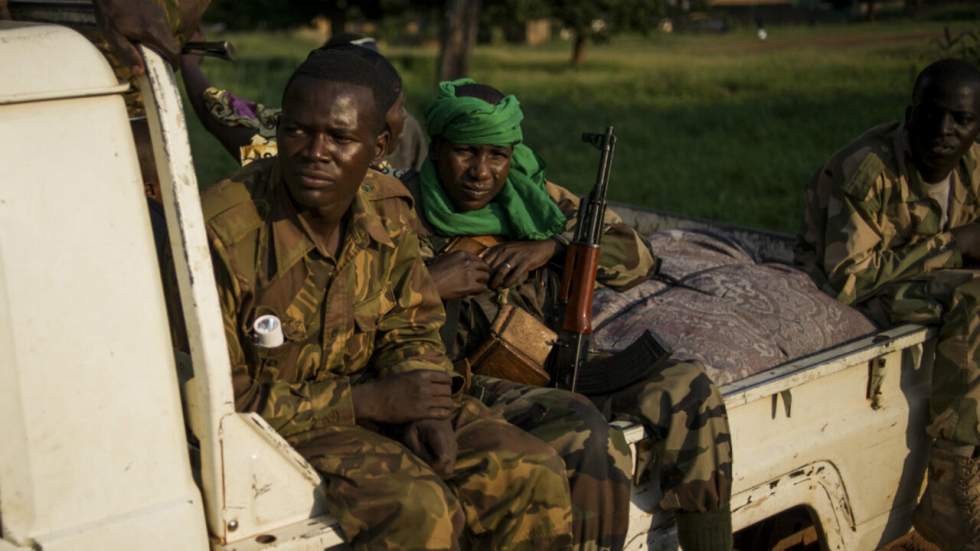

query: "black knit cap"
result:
(315, 41), (403, 113)
(282, 44), (390, 119)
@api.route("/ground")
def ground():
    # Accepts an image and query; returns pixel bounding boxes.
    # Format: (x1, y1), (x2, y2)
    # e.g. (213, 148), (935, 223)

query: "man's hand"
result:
(427, 251), (490, 300)
(481, 240), (558, 289)
(403, 418), (457, 478)
(94, 0), (210, 72)
(352, 370), (455, 424)
(952, 222), (980, 262)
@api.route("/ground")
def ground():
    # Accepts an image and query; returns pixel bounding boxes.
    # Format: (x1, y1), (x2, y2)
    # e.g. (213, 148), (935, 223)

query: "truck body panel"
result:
(0, 21), (208, 550)
(0, 19), (935, 551)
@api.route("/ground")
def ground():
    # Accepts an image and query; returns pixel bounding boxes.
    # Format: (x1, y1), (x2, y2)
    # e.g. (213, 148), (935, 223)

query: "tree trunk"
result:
(437, 0), (481, 82)
(326, 5), (347, 36)
(903, 0), (921, 16)
(570, 30), (587, 66)
(865, 0), (876, 22)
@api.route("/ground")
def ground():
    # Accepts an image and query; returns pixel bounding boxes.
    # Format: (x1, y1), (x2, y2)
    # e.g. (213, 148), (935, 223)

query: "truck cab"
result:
(0, 17), (934, 551)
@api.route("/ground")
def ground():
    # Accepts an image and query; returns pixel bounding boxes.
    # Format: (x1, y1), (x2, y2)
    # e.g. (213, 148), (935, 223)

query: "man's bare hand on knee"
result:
(403, 418), (458, 478)
(352, 370), (455, 424)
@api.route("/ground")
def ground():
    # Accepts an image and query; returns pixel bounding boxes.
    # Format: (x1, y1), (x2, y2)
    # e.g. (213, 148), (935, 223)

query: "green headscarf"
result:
(420, 78), (566, 240)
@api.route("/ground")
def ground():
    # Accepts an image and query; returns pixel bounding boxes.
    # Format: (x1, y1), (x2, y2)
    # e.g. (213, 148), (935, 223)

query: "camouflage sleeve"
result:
(372, 226), (457, 379)
(546, 182), (658, 289)
(402, 202), (437, 263)
(820, 164), (963, 305)
(210, 237), (357, 438)
(418, 233), (437, 263)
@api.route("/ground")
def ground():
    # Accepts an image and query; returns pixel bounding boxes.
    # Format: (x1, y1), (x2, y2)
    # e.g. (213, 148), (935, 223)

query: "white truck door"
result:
(0, 21), (208, 551)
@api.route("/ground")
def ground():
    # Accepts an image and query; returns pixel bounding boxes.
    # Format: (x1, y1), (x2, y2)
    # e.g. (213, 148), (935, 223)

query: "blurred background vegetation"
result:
(186, 0), (980, 233)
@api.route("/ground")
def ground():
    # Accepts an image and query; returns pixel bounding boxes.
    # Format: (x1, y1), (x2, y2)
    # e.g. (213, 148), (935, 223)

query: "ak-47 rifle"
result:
(551, 127), (616, 391)
(551, 127), (671, 394)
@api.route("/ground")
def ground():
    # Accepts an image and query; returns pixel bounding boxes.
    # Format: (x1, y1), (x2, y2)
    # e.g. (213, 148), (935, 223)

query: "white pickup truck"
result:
(0, 16), (935, 551)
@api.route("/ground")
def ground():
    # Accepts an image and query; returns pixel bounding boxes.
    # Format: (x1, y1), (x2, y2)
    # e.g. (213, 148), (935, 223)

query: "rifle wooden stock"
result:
(551, 126), (617, 392)
(559, 243), (599, 334)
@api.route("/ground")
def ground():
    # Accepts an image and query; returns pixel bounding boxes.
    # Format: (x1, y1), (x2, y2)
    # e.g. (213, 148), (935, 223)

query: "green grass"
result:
(185, 19), (977, 233)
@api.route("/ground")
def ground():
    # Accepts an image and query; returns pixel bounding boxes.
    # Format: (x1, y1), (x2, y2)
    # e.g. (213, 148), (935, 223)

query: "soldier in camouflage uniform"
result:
(204, 49), (573, 550)
(797, 59), (980, 550)
(405, 79), (733, 551)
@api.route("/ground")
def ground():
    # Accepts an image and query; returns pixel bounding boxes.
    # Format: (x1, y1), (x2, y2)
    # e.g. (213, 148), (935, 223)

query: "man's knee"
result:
(629, 361), (726, 430)
(487, 426), (570, 495)
(527, 387), (611, 454)
(455, 419), (572, 544)
(329, 472), (465, 550)
(301, 429), (466, 549)
(494, 440), (574, 547)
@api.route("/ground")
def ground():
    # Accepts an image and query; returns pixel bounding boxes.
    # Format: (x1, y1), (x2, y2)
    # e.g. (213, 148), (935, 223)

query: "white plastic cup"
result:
(252, 314), (284, 348)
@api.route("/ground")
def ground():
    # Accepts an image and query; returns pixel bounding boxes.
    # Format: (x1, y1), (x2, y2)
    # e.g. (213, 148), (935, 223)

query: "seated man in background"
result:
(203, 48), (573, 550)
(181, 33), (427, 173)
(404, 79), (733, 551)
(796, 58), (980, 550)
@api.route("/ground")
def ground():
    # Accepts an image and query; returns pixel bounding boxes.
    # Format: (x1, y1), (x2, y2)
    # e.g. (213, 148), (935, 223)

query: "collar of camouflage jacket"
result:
(268, 167), (396, 281)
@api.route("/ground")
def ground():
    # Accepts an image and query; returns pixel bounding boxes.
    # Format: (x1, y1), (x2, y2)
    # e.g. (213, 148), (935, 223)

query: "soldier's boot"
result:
(912, 439), (980, 551)
(675, 506), (733, 551)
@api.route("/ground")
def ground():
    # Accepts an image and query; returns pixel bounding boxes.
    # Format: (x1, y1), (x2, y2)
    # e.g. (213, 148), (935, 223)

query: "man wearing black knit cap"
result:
(200, 47), (574, 550)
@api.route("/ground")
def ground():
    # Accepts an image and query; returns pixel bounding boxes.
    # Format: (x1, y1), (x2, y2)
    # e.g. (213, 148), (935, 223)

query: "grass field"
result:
(185, 19), (978, 233)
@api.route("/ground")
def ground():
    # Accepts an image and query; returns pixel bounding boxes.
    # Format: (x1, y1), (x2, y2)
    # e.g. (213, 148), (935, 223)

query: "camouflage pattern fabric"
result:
(202, 86), (429, 171)
(203, 158), (573, 549)
(797, 121), (980, 446)
(471, 375), (633, 551)
(404, 173), (732, 516)
(405, 175), (659, 360)
(590, 360), (732, 514)
(296, 395), (573, 551)
(402, 175), (645, 548)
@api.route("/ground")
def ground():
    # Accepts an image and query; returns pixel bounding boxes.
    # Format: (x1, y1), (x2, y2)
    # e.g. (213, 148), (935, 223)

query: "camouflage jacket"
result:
(796, 122), (980, 306)
(203, 159), (453, 444)
(405, 175), (658, 290)
(403, 173), (657, 359)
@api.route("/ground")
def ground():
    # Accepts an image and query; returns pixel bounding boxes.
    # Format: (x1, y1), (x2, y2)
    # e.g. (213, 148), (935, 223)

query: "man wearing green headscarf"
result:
(401, 79), (734, 551)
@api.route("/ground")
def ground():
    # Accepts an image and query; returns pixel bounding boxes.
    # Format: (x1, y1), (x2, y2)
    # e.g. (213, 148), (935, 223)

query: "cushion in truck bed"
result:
(591, 229), (875, 386)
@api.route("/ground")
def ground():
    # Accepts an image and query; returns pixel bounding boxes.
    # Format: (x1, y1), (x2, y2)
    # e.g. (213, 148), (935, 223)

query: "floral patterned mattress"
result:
(591, 229), (876, 387)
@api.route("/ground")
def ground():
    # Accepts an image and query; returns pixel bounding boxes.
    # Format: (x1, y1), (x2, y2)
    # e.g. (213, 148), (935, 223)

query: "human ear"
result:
(373, 129), (391, 164)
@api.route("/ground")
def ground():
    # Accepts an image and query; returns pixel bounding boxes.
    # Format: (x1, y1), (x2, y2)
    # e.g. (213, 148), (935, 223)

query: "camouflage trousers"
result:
(470, 375), (633, 551)
(590, 360), (733, 514)
(293, 395), (573, 551)
(863, 269), (980, 447)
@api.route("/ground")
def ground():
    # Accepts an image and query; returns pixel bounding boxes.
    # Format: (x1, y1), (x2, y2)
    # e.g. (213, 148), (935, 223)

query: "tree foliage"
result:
(487, 0), (668, 65)
(204, 0), (385, 30)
